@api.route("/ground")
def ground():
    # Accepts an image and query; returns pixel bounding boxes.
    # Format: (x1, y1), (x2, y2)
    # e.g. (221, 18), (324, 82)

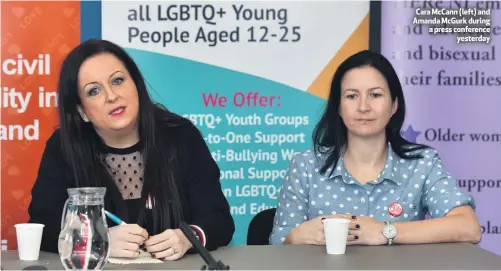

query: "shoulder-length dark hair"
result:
(313, 50), (428, 176)
(57, 39), (189, 233)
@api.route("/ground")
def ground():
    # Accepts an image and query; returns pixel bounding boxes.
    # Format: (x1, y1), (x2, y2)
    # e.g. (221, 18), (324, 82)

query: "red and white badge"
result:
(388, 202), (403, 217)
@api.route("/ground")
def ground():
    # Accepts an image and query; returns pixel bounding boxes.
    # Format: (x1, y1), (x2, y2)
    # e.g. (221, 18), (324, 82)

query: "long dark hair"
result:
(57, 39), (189, 233)
(313, 50), (428, 176)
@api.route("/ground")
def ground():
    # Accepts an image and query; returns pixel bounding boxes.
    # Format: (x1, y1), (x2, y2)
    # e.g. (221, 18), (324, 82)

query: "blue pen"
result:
(104, 210), (127, 225)
(106, 210), (147, 250)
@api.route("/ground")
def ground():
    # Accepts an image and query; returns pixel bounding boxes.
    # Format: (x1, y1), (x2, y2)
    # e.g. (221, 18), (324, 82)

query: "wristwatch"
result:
(382, 221), (398, 245)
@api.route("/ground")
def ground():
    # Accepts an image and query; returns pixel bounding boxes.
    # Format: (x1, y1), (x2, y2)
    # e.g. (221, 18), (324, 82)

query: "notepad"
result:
(108, 250), (163, 264)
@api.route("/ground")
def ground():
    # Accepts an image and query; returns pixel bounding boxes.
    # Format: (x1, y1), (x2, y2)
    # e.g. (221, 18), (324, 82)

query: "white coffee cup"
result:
(322, 218), (350, 255)
(14, 223), (44, 260)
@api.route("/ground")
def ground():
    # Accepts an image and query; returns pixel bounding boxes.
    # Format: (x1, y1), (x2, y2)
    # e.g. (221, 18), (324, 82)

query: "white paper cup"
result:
(14, 223), (44, 260)
(322, 218), (350, 255)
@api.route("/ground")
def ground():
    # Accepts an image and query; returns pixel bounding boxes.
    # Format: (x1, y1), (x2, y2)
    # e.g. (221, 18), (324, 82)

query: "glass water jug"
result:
(58, 187), (110, 270)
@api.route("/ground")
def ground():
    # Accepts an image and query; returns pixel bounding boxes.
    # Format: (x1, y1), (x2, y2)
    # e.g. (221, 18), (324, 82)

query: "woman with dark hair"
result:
(270, 50), (481, 246)
(28, 39), (234, 260)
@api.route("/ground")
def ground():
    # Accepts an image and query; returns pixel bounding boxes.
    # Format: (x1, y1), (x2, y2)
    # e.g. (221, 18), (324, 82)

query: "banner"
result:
(100, 1), (369, 246)
(1, 1), (81, 250)
(1, 1), (370, 248)
(380, 1), (500, 255)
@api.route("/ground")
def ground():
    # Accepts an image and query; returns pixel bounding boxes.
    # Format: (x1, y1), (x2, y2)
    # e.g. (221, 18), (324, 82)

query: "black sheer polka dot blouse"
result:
(27, 122), (235, 253)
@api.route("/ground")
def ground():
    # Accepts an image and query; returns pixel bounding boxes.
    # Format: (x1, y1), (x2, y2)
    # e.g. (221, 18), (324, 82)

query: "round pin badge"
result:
(388, 202), (403, 217)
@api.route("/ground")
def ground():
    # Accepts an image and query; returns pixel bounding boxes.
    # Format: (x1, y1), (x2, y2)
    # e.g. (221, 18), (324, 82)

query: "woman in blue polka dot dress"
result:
(269, 50), (481, 246)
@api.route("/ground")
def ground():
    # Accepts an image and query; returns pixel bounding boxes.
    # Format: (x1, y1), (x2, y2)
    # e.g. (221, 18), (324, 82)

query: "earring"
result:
(77, 109), (90, 122)
(82, 115), (89, 122)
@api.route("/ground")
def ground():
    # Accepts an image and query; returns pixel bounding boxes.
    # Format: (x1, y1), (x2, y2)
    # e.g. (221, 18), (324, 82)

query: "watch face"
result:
(383, 225), (397, 238)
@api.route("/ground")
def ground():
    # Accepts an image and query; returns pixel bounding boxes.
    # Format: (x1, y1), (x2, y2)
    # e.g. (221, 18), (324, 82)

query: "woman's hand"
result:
(109, 224), (149, 258)
(287, 214), (348, 245)
(347, 215), (386, 246)
(144, 229), (192, 261)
